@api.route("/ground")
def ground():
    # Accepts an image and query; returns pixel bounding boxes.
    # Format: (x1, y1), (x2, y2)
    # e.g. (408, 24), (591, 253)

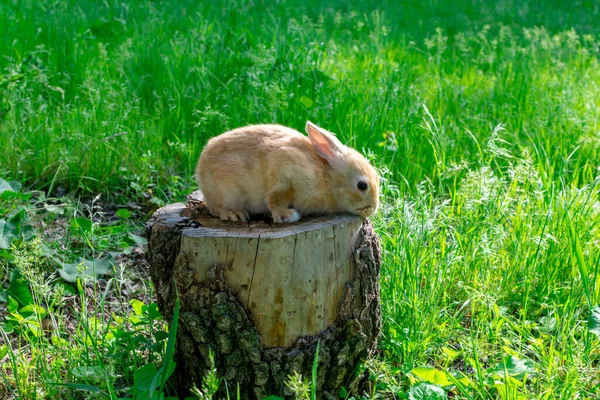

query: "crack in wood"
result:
(246, 235), (261, 307)
(332, 224), (340, 315)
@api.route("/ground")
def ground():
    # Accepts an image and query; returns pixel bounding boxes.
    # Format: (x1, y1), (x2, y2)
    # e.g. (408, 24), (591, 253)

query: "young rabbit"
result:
(195, 121), (379, 223)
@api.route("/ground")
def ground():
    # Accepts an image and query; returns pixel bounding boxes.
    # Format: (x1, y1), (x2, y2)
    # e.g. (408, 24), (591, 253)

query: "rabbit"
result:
(195, 121), (380, 223)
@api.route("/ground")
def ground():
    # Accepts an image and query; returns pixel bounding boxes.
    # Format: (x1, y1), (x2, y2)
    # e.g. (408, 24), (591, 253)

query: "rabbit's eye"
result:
(357, 181), (368, 191)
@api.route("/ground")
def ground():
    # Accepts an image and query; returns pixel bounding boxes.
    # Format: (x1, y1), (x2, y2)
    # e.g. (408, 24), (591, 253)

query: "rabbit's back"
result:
(195, 124), (312, 216)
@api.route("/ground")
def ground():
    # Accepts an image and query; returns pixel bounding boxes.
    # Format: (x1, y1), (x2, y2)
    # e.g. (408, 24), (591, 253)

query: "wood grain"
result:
(178, 190), (362, 348)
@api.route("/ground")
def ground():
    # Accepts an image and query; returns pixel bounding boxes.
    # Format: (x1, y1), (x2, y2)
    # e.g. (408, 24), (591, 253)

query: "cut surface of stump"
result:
(147, 191), (382, 398)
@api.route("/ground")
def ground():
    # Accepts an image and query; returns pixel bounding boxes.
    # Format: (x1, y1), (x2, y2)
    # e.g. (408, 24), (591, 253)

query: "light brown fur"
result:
(195, 122), (379, 223)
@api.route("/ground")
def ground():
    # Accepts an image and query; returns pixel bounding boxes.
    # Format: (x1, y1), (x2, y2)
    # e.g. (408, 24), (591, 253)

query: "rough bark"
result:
(146, 192), (382, 399)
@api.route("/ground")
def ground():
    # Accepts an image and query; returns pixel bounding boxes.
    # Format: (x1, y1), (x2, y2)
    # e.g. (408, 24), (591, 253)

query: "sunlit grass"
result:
(375, 132), (600, 397)
(2, 1), (600, 195)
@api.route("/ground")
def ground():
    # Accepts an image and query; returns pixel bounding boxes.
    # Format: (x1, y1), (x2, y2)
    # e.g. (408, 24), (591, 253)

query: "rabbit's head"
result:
(306, 121), (380, 218)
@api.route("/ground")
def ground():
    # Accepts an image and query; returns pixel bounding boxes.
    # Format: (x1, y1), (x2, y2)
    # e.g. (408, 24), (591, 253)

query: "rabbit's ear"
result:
(305, 121), (343, 162)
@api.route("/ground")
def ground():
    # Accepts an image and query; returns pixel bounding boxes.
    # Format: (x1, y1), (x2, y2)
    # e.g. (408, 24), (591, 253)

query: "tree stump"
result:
(146, 191), (382, 399)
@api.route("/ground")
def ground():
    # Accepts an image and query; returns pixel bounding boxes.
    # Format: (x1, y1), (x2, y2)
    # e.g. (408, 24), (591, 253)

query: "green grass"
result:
(3, 0), (600, 194)
(1, 0), (600, 398)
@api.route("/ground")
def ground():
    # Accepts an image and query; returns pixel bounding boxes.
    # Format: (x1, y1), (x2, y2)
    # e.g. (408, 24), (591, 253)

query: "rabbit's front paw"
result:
(214, 207), (250, 223)
(271, 208), (301, 223)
